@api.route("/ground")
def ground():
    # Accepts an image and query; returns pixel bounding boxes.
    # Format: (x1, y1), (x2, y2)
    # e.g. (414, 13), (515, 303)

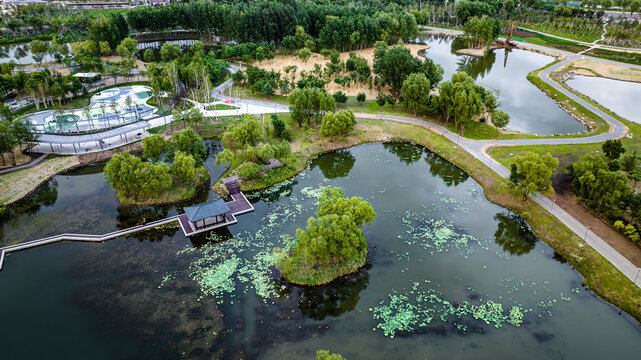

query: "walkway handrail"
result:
(0, 215), (182, 270)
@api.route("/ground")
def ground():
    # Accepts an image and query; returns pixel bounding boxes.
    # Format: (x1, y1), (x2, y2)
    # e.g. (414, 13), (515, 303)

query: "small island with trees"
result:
(277, 187), (376, 285)
(104, 127), (209, 206)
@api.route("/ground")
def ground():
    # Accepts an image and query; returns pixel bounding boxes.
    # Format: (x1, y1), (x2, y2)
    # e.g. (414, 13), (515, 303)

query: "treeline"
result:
(571, 140), (641, 245)
(126, 1), (418, 49)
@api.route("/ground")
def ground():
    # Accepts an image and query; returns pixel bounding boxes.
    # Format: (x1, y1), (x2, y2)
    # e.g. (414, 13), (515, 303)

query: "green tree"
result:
(261, 82), (275, 97)
(171, 151), (196, 182)
(283, 187), (376, 277)
(509, 152), (559, 200)
(462, 16), (500, 48)
(333, 91), (348, 104)
(316, 350), (346, 360)
(376, 92), (387, 108)
(116, 38), (138, 59)
(185, 108), (205, 131)
(271, 114), (286, 139)
(143, 49), (154, 63)
(622, 151), (638, 173)
(99, 41), (111, 55)
(236, 162), (260, 179)
(401, 73), (430, 116)
(630, 0), (641, 14)
(137, 162), (172, 197)
(288, 88), (336, 126)
(297, 47), (312, 63)
(374, 44), (443, 97)
(172, 127), (206, 163)
(104, 151), (143, 194)
(572, 154), (632, 217)
(190, 41), (205, 55)
(0, 120), (16, 166)
(222, 115), (264, 148)
(491, 110), (509, 139)
(602, 139), (625, 160)
(160, 43), (180, 61)
(142, 134), (168, 162)
(215, 148), (236, 165)
(320, 109), (357, 138)
(357, 92), (366, 103)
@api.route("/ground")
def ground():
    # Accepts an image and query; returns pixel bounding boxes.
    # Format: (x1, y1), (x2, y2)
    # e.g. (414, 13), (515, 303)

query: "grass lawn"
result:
(205, 103), (238, 111)
(521, 24), (602, 43)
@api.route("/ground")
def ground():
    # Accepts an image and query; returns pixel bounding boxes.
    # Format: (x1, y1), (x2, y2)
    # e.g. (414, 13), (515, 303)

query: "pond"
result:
(0, 41), (70, 65)
(0, 142), (640, 359)
(566, 75), (641, 124)
(0, 39), (196, 65)
(418, 35), (586, 136)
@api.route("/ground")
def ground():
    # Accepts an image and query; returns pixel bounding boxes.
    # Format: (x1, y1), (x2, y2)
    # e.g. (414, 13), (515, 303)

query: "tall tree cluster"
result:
(126, 1), (419, 49)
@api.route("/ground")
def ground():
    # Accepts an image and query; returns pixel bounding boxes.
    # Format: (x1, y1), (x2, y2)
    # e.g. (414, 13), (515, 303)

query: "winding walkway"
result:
(213, 44), (641, 285)
(3, 37), (641, 285)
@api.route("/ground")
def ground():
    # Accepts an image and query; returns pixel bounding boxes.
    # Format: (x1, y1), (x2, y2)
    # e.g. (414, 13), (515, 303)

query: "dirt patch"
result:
(562, 58), (641, 83)
(253, 44), (429, 98)
(0, 146), (32, 168)
(551, 172), (641, 267)
(17, 62), (71, 76)
(102, 55), (147, 72)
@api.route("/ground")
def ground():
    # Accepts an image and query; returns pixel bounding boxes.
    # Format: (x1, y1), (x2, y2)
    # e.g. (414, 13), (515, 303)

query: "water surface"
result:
(0, 142), (639, 359)
(419, 35), (586, 135)
(567, 75), (641, 124)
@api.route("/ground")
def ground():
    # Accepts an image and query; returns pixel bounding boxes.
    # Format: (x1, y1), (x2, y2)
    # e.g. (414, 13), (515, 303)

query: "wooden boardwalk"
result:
(0, 190), (255, 270)
(0, 173), (255, 270)
(0, 215), (181, 270)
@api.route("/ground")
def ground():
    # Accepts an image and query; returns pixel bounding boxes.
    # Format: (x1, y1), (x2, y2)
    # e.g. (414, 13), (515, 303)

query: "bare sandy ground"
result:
(564, 58), (641, 83)
(0, 147), (32, 169)
(254, 44), (429, 98)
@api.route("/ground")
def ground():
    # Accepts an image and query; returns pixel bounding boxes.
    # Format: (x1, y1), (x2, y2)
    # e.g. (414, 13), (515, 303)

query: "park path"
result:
(13, 33), (641, 284)
(212, 41), (641, 285)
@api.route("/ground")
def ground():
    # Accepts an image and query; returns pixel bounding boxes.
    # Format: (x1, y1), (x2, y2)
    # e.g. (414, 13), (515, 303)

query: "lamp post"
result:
(584, 226), (590, 240)
(634, 268), (641, 285)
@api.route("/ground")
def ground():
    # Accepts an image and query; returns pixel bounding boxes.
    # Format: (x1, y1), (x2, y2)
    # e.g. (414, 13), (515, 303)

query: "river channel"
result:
(419, 35), (586, 136)
(0, 142), (639, 359)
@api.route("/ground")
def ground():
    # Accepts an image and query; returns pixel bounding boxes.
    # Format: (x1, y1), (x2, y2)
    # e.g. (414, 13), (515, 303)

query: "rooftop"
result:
(184, 198), (231, 222)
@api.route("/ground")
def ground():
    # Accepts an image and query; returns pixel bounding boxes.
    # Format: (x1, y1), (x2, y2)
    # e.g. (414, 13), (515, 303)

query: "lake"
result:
(567, 75), (641, 124)
(418, 35), (586, 136)
(0, 142), (639, 359)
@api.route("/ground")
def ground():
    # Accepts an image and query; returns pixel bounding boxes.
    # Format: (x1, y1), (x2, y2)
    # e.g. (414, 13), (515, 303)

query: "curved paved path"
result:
(215, 46), (641, 286)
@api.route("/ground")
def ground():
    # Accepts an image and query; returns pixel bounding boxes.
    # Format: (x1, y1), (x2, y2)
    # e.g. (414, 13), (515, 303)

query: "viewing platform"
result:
(177, 178), (254, 236)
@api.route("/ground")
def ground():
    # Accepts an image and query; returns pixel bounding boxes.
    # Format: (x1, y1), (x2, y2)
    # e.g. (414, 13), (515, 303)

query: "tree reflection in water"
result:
(293, 263), (371, 321)
(312, 150), (356, 179)
(383, 142), (423, 165)
(493, 212), (538, 255)
(424, 151), (469, 187)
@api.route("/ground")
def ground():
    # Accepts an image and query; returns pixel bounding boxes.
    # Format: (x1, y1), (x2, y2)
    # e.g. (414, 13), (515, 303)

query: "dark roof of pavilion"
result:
(184, 198), (231, 222)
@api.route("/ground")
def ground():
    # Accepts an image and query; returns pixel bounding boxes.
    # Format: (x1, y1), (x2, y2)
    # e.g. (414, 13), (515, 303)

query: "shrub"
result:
(237, 162), (261, 179)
